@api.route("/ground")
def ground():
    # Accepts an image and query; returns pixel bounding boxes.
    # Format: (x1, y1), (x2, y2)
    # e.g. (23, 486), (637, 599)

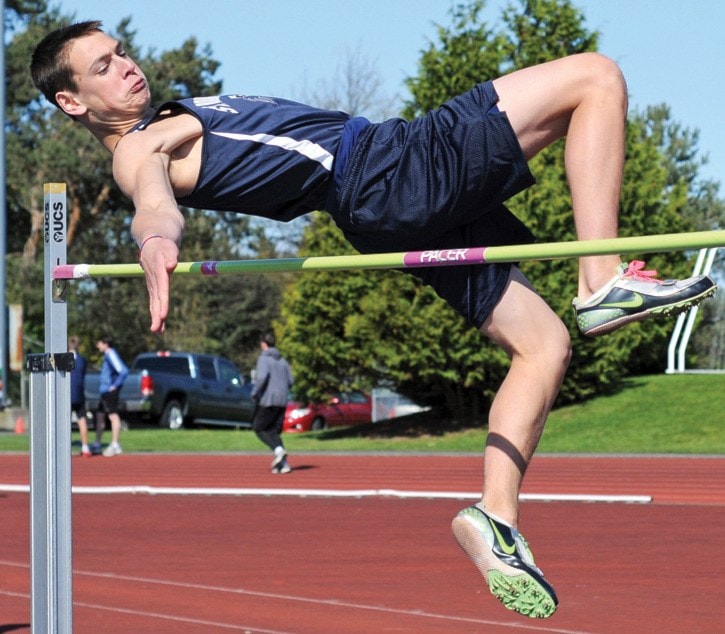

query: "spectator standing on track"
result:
(68, 335), (91, 457)
(93, 336), (129, 457)
(251, 332), (294, 474)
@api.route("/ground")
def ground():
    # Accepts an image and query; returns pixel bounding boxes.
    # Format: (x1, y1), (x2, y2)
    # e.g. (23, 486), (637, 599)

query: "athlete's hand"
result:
(139, 237), (179, 333)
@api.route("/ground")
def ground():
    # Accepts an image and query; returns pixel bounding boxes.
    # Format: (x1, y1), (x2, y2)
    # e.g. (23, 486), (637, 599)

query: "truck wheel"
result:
(311, 416), (326, 431)
(160, 399), (185, 430)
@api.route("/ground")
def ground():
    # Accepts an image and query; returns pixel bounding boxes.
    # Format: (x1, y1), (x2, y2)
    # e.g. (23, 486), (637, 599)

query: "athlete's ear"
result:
(55, 91), (87, 117)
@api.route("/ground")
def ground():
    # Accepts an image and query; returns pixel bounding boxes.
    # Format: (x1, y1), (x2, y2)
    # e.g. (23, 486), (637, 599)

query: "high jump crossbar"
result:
(53, 230), (725, 280)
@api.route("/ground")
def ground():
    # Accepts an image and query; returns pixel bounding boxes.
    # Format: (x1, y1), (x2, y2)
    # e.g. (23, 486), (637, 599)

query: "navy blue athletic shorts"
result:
(330, 80), (536, 328)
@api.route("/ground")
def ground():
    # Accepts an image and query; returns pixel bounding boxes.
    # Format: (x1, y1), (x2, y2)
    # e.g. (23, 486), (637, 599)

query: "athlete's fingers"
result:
(139, 238), (179, 333)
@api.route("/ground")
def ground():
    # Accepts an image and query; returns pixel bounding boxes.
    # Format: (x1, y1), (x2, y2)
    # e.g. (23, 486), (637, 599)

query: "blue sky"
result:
(57, 0), (725, 186)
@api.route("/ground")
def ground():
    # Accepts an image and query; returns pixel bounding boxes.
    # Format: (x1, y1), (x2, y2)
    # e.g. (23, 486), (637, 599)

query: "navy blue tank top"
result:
(134, 94), (368, 221)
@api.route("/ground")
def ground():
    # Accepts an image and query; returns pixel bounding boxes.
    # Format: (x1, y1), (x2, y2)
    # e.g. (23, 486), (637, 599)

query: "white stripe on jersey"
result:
(211, 131), (334, 171)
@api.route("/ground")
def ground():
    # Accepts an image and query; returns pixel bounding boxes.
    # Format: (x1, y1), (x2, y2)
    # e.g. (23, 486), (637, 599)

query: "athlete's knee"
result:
(533, 310), (572, 371)
(550, 317), (573, 371)
(528, 313), (571, 372)
(500, 312), (572, 372)
(578, 52), (628, 114)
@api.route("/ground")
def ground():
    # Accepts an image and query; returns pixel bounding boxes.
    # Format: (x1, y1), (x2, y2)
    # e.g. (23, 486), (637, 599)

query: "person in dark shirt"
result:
(68, 335), (90, 457)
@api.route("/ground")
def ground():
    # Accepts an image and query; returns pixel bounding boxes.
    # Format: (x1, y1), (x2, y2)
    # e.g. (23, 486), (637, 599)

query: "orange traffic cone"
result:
(14, 416), (25, 434)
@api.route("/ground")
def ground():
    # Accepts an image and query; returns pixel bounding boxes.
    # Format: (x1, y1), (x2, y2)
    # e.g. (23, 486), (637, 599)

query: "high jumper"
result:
(32, 21), (716, 618)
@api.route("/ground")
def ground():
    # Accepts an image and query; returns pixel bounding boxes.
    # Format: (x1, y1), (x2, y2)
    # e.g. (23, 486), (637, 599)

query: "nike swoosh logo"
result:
(600, 293), (644, 309)
(489, 519), (517, 555)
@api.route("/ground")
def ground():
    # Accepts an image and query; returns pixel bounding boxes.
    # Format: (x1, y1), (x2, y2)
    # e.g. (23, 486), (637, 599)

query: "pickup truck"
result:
(85, 351), (255, 429)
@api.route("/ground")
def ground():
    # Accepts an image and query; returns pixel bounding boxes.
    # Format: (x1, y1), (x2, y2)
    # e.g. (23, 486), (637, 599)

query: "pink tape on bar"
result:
(402, 247), (487, 267)
(53, 265), (76, 280)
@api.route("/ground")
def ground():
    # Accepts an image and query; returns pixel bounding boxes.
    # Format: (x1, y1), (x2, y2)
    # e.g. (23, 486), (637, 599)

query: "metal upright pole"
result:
(28, 183), (73, 632)
(0, 0), (8, 407)
(666, 248), (708, 373)
(676, 248), (719, 372)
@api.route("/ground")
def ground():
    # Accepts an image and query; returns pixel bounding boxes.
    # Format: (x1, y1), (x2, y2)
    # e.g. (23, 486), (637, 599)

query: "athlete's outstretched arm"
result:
(114, 140), (185, 333)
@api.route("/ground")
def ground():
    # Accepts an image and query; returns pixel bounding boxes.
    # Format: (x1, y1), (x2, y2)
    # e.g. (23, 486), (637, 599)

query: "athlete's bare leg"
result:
(493, 52), (628, 301)
(479, 267), (571, 526)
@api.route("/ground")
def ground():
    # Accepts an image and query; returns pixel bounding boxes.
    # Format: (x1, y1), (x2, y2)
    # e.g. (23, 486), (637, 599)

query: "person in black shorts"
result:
(31, 22), (716, 619)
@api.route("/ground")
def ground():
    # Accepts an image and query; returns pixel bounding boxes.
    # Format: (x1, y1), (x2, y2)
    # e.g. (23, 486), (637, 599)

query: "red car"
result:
(283, 391), (372, 432)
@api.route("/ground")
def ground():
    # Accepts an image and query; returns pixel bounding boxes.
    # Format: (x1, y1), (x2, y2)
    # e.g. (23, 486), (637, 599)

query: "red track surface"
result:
(1, 452), (723, 633)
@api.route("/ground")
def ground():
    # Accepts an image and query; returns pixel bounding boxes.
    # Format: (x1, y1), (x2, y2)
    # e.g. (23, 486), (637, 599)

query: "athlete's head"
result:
(31, 20), (104, 109)
(31, 21), (150, 123)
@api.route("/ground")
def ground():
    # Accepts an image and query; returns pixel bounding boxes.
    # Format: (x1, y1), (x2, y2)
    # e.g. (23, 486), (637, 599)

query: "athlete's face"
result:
(56, 31), (151, 122)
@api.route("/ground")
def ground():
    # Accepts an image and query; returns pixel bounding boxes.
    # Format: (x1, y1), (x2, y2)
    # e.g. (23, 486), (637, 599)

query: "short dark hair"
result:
(261, 332), (276, 347)
(30, 20), (104, 109)
(98, 335), (114, 348)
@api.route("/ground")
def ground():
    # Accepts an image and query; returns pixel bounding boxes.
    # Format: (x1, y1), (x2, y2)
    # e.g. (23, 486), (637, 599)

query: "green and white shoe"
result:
(573, 260), (717, 337)
(451, 504), (558, 619)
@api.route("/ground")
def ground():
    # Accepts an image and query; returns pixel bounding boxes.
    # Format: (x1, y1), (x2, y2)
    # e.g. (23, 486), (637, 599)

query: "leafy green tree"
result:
(403, 1), (505, 119)
(279, 0), (721, 417)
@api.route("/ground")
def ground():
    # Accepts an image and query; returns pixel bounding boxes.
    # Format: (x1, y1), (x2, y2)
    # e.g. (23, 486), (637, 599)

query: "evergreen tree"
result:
(278, 0), (721, 417)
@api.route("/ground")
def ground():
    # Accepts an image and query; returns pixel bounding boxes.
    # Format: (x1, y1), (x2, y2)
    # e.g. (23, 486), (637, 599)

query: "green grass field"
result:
(0, 373), (722, 454)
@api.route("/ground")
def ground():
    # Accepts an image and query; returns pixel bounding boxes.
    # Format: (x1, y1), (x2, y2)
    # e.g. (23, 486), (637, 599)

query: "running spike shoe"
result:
(451, 504), (558, 619)
(573, 261), (717, 337)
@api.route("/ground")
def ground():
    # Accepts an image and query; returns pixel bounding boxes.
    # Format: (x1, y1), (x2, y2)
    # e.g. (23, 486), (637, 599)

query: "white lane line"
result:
(0, 483), (652, 503)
